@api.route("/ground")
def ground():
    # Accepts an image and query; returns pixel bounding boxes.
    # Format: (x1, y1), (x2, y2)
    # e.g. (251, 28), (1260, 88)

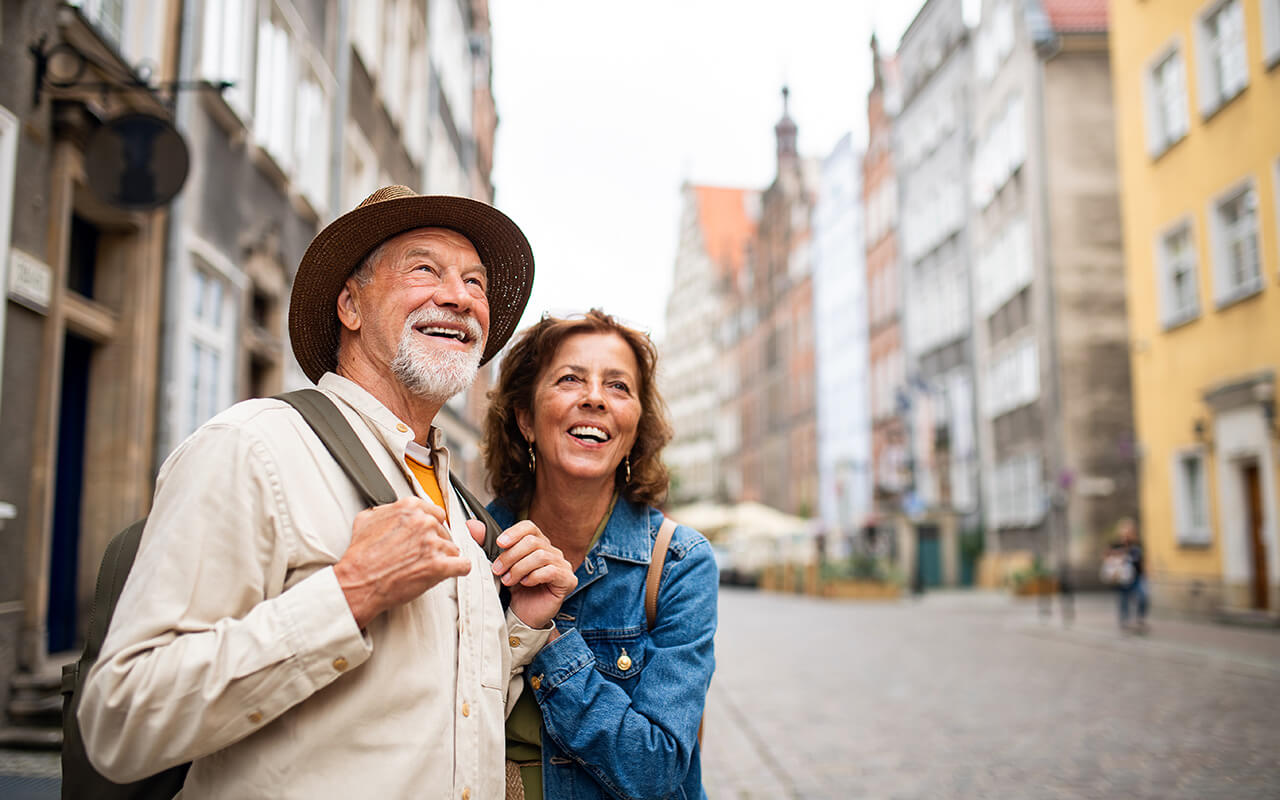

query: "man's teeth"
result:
(419, 326), (465, 340)
(569, 426), (609, 442)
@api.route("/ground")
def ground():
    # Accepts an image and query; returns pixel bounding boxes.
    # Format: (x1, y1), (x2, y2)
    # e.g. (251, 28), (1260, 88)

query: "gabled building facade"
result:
(661, 184), (758, 506)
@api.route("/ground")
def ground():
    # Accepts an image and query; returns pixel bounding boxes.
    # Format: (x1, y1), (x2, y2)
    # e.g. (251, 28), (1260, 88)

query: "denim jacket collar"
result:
(490, 494), (660, 566)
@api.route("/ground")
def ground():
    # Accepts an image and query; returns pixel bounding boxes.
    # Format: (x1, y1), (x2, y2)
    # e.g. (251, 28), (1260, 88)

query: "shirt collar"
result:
(489, 494), (661, 564)
(316, 371), (447, 456)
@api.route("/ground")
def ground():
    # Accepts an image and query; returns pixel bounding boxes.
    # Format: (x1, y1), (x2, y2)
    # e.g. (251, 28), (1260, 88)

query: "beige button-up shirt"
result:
(79, 373), (550, 799)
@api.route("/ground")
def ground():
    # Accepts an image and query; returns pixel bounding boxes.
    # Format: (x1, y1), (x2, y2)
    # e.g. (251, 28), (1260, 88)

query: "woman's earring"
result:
(624, 455), (631, 484)
(528, 443), (537, 474)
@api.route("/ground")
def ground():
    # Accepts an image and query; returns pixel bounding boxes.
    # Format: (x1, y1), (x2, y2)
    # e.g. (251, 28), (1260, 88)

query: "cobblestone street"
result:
(701, 588), (1280, 799)
(4, 589), (1278, 798)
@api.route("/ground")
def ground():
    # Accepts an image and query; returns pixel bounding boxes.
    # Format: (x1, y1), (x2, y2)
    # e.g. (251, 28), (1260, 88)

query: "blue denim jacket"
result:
(489, 497), (718, 800)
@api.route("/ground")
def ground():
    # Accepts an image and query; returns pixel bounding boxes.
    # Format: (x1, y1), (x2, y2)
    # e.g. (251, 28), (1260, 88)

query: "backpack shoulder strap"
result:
(450, 472), (502, 562)
(645, 517), (677, 631)
(276, 388), (397, 507)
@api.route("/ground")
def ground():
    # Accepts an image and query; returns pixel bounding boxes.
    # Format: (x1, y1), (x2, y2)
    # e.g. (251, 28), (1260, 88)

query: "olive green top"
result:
(504, 492), (619, 800)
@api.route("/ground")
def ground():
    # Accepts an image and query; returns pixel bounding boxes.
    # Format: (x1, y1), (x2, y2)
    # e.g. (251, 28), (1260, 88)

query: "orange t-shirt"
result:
(404, 455), (448, 524)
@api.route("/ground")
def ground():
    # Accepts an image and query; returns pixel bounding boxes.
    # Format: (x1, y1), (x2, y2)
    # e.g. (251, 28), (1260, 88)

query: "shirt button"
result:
(461, 702), (470, 717)
(530, 675), (543, 690)
(396, 423), (409, 433)
(508, 636), (521, 648)
(332, 657), (348, 672)
(247, 711), (263, 724)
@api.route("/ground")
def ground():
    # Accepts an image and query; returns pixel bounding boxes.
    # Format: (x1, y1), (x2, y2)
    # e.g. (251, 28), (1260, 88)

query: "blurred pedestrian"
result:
(1113, 517), (1149, 633)
(484, 309), (718, 799)
(77, 186), (577, 797)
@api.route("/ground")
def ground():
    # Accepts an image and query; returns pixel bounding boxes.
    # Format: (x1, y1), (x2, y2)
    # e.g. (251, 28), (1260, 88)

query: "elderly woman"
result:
(483, 309), (717, 800)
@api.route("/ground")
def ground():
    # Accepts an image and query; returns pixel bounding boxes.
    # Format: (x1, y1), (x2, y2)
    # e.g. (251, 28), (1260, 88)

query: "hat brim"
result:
(289, 194), (534, 383)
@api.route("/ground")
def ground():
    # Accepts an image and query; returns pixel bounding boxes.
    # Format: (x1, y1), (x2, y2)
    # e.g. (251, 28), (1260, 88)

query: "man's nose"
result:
(432, 269), (471, 309)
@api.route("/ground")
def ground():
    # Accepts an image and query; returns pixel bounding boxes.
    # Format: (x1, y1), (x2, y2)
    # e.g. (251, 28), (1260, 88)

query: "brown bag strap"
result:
(645, 517), (677, 630)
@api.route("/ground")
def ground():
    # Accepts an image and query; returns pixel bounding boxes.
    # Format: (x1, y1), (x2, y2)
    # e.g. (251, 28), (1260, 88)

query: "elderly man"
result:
(78, 187), (576, 798)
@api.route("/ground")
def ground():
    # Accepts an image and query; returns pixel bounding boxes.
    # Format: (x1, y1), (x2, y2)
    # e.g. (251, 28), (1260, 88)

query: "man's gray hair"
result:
(350, 238), (396, 287)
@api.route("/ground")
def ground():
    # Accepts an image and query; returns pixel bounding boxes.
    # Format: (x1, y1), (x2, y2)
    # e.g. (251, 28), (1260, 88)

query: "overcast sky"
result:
(489, 1), (927, 341)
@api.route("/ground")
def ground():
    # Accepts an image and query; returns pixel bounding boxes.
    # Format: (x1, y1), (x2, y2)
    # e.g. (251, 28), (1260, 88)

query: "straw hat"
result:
(288, 186), (534, 383)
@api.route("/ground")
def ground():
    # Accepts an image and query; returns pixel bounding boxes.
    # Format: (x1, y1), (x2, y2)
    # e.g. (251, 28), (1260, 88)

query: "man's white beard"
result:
(391, 309), (484, 403)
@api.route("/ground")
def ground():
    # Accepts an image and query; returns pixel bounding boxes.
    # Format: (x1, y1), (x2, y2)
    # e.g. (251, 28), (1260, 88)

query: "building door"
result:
(48, 332), (93, 652)
(917, 524), (943, 589)
(1243, 462), (1268, 610)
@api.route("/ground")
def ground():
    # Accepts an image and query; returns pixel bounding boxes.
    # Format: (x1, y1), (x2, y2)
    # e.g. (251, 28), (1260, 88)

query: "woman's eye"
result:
(610, 382), (631, 393)
(557, 374), (579, 384)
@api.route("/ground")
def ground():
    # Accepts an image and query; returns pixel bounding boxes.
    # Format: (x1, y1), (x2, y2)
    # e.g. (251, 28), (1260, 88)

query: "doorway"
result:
(48, 333), (94, 652)
(1242, 461), (1269, 611)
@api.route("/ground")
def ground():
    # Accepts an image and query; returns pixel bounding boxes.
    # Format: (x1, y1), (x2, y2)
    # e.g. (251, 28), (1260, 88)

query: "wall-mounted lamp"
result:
(1192, 417), (1214, 449)
(1253, 378), (1277, 438)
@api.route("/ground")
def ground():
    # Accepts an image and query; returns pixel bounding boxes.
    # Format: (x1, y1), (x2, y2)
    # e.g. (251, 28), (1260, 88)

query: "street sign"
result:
(85, 113), (189, 210)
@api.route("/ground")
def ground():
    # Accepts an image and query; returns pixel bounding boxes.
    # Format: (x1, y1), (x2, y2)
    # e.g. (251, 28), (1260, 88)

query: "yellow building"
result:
(1111, 0), (1280, 618)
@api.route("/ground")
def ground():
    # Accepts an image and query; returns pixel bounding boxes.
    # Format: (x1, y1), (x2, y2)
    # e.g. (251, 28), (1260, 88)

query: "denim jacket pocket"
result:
(581, 628), (648, 681)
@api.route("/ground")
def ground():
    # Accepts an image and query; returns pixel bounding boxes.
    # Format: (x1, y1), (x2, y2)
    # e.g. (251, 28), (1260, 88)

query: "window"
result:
(1265, 0), (1280, 66)
(186, 265), (231, 435)
(1211, 180), (1262, 305)
(254, 13), (296, 172)
(1156, 219), (1200, 327)
(1143, 44), (1189, 156)
(990, 452), (1044, 529)
(984, 337), (1039, 419)
(1195, 0), (1248, 116)
(294, 70), (330, 212)
(71, 0), (124, 45)
(1172, 450), (1212, 545)
(976, 215), (1033, 317)
(199, 0), (252, 116)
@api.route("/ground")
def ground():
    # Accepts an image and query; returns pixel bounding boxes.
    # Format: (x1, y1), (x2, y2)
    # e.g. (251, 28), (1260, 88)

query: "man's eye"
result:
(465, 277), (485, 288)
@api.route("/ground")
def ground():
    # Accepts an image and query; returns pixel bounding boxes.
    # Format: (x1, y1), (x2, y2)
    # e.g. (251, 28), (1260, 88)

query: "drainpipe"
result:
(329, 0), (350, 218)
(156, 0), (199, 471)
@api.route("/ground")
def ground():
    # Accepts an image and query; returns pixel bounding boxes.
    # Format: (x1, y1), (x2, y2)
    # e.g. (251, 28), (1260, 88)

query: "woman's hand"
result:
(468, 520), (577, 629)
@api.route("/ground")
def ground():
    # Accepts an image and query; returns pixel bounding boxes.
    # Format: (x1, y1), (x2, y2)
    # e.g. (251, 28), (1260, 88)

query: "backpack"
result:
(60, 388), (504, 799)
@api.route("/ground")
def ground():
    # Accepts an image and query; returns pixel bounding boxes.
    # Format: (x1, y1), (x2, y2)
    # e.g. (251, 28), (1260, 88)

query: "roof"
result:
(1040, 0), (1107, 33)
(692, 185), (758, 279)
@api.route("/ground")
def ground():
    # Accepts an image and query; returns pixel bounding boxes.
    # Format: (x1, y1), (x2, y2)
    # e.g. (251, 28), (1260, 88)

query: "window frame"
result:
(1143, 37), (1190, 158)
(1171, 447), (1213, 546)
(1194, 0), (1250, 118)
(1208, 175), (1263, 308)
(1154, 215), (1201, 328)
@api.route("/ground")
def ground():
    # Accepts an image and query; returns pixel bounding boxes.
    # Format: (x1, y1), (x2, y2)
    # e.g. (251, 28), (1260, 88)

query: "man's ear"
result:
(336, 281), (361, 333)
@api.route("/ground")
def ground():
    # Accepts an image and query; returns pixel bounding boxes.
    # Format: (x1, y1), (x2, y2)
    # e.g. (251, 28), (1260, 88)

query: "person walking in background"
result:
(483, 309), (718, 799)
(77, 186), (577, 797)
(1114, 517), (1149, 633)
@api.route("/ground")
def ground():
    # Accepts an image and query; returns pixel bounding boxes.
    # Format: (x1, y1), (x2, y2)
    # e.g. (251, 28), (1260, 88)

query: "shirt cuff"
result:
(277, 566), (372, 692)
(504, 609), (554, 669)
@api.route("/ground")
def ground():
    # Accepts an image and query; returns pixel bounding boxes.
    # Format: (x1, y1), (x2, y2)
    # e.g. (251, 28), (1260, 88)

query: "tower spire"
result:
(774, 85), (797, 164)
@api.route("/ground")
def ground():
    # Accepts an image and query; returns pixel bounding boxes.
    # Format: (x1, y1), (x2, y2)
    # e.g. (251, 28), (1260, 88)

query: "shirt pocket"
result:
(581, 627), (649, 682)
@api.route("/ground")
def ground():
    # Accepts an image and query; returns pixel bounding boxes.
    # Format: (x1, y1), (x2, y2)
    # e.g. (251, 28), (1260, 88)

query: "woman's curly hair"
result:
(483, 309), (672, 511)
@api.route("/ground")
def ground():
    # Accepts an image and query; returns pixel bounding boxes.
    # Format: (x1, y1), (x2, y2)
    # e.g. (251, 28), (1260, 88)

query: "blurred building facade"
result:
(0, 0), (503, 736)
(863, 36), (911, 537)
(812, 132), (872, 541)
(969, 0), (1137, 584)
(728, 89), (820, 518)
(1112, 0), (1280, 617)
(661, 184), (758, 506)
(893, 0), (980, 588)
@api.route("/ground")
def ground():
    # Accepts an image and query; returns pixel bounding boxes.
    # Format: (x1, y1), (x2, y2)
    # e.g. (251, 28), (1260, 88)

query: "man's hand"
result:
(335, 497), (472, 629)
(470, 520), (576, 630)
